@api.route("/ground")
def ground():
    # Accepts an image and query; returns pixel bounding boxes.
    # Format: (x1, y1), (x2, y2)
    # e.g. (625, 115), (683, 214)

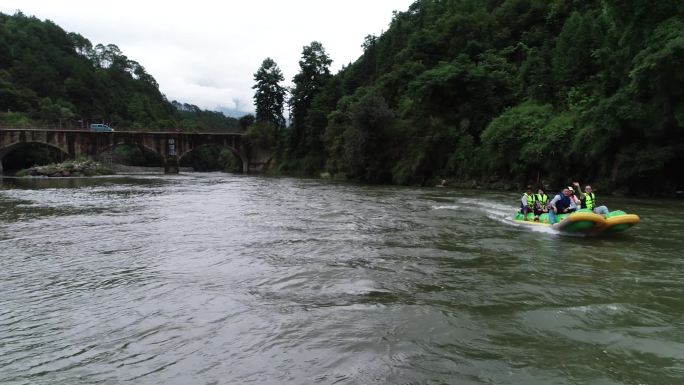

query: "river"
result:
(1, 173), (682, 384)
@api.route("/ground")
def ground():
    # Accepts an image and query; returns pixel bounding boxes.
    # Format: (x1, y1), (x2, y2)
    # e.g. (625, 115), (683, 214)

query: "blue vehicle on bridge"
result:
(89, 123), (114, 132)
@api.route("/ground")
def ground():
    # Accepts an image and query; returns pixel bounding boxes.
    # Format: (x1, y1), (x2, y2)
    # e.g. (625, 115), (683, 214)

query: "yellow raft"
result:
(513, 209), (640, 235)
(601, 212), (641, 234)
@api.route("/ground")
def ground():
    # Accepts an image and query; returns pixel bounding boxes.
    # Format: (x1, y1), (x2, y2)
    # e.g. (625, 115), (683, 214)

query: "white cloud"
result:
(1, 0), (414, 113)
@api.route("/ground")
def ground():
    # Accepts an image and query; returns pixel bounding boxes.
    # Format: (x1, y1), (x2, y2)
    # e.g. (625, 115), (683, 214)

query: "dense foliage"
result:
(0, 11), (239, 133)
(3, 4), (682, 191)
(275, 0), (684, 194)
(283, 42), (333, 172)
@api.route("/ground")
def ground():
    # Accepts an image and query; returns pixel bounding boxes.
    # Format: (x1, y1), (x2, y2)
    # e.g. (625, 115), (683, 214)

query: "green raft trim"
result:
(602, 211), (640, 233)
(513, 209), (640, 235)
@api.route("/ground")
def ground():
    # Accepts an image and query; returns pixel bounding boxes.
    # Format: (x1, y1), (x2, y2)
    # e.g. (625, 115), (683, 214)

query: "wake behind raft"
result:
(513, 209), (640, 235)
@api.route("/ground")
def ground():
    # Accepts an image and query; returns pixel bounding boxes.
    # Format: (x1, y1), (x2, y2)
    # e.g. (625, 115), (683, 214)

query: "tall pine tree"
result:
(288, 42), (332, 156)
(252, 57), (286, 130)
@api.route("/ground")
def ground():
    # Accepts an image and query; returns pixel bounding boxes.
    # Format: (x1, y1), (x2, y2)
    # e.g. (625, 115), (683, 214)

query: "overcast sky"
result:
(1, 0), (415, 114)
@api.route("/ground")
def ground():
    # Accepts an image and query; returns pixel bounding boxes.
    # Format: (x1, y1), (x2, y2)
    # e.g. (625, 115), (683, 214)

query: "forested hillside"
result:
(3, 3), (682, 193)
(0, 12), (239, 132)
(277, 0), (683, 194)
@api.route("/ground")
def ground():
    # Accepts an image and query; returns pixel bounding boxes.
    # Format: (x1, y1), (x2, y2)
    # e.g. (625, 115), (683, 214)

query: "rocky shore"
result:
(17, 159), (114, 177)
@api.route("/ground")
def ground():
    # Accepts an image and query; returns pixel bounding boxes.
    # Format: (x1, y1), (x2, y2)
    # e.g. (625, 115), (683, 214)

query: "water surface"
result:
(1, 174), (682, 384)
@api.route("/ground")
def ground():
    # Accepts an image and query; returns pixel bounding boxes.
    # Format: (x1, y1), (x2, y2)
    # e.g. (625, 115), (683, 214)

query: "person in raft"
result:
(520, 185), (536, 221)
(533, 187), (549, 221)
(572, 182), (609, 215)
(568, 186), (581, 212)
(548, 187), (573, 224)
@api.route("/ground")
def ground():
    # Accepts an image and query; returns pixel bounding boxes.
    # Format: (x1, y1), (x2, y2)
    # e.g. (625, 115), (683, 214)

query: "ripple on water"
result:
(1, 175), (683, 384)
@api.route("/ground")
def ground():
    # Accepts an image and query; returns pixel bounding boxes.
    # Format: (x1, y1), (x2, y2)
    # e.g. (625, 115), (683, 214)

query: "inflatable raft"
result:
(513, 208), (639, 235)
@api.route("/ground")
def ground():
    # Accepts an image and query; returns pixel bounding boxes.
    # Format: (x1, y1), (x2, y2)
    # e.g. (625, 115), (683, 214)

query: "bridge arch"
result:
(0, 141), (70, 174)
(0, 129), (269, 174)
(178, 143), (247, 173)
(95, 142), (166, 163)
(0, 140), (70, 158)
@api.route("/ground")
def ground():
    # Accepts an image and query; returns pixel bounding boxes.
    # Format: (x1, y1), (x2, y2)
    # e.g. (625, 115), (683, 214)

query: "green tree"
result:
(552, 11), (605, 91)
(288, 41), (332, 158)
(238, 114), (255, 131)
(321, 91), (396, 181)
(252, 57), (286, 129)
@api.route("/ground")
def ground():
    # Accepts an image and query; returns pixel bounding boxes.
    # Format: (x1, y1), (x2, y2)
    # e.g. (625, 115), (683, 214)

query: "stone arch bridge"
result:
(0, 129), (271, 174)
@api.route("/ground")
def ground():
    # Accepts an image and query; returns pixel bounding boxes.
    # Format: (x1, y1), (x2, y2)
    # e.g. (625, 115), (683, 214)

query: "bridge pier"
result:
(164, 156), (179, 174)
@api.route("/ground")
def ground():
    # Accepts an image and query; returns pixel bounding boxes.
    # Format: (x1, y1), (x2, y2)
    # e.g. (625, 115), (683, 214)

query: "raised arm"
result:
(572, 182), (585, 199)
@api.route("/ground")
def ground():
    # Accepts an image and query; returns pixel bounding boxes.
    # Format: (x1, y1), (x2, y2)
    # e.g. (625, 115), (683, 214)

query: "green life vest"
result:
(524, 193), (535, 207)
(535, 193), (548, 207)
(584, 192), (596, 210)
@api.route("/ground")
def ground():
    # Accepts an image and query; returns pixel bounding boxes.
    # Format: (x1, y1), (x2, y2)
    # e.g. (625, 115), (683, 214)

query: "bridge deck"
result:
(0, 128), (244, 136)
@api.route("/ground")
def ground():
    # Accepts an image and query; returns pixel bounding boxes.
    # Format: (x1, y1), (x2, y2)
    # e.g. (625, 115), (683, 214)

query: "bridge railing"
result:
(0, 124), (78, 130)
(0, 125), (243, 134)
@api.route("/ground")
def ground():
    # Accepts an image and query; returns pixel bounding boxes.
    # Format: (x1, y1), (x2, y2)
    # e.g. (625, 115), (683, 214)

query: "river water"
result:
(1, 173), (682, 385)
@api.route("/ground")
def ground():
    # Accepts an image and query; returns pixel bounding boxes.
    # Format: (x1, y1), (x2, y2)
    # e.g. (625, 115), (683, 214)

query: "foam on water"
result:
(431, 205), (460, 210)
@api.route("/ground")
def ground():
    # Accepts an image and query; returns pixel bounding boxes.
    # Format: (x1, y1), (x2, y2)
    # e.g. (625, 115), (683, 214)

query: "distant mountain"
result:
(0, 11), (238, 132)
(216, 106), (252, 119)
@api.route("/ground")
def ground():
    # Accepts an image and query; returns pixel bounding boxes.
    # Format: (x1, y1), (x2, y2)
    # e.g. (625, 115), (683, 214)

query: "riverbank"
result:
(12, 162), (197, 177)
(16, 159), (113, 177)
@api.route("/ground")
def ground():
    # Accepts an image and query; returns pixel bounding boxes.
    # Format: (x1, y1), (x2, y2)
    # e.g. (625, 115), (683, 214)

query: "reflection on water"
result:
(1, 174), (683, 384)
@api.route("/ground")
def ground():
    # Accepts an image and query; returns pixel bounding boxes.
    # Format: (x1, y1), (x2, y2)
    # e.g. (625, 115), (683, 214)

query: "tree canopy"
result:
(272, 0), (684, 194)
(4, 3), (683, 193)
